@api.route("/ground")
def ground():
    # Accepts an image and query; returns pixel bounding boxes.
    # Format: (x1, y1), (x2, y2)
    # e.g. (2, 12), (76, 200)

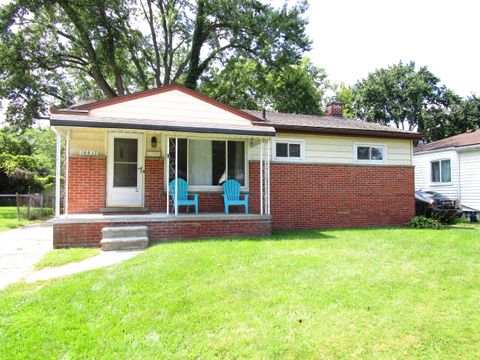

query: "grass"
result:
(34, 248), (101, 270)
(451, 217), (480, 228)
(1, 227), (480, 358)
(0, 206), (32, 232)
(0, 206), (51, 232)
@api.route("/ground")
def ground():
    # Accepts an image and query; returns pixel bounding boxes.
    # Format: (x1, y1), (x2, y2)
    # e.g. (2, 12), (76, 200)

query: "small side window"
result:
(273, 139), (305, 161)
(431, 159), (451, 183)
(354, 144), (386, 163)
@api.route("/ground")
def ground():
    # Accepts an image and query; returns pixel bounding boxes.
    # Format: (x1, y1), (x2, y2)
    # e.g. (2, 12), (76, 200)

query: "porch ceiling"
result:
(50, 114), (275, 137)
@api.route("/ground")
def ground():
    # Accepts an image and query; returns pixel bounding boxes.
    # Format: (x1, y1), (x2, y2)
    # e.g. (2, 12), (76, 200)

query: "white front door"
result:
(107, 133), (144, 207)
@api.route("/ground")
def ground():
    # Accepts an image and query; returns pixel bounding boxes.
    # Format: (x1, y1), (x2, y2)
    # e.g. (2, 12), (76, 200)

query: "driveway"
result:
(0, 222), (53, 290)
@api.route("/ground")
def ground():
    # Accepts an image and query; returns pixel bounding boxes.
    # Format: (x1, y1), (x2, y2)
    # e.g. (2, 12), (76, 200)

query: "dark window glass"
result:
(114, 138), (137, 162)
(168, 138), (187, 182)
(276, 143), (288, 157)
(113, 138), (138, 187)
(212, 141), (226, 185)
(114, 164), (137, 187)
(228, 141), (245, 185)
(289, 143), (301, 157)
(441, 160), (451, 182)
(431, 161), (441, 182)
(357, 146), (370, 160)
(371, 147), (384, 160)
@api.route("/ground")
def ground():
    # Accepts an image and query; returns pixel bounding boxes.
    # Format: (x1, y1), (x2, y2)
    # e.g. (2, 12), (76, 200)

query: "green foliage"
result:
(200, 57), (328, 114)
(339, 61), (477, 142)
(408, 216), (445, 229)
(0, 126), (56, 193)
(0, 0), (311, 128)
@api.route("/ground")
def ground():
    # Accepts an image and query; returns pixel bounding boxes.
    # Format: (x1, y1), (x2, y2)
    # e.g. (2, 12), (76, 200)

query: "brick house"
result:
(49, 84), (421, 247)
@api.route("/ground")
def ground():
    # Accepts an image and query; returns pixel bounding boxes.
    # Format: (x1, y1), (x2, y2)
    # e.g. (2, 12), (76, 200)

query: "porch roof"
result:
(49, 113), (275, 137)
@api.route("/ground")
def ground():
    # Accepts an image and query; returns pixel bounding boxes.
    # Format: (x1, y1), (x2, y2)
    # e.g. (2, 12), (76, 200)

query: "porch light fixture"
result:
(151, 136), (158, 148)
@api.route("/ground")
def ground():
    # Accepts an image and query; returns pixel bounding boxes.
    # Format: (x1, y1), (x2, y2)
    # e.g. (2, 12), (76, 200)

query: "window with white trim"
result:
(354, 143), (386, 163)
(168, 138), (246, 186)
(272, 139), (305, 161)
(431, 159), (451, 183)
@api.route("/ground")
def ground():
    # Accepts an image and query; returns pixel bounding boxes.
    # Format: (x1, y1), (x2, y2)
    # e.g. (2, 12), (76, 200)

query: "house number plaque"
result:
(79, 149), (99, 156)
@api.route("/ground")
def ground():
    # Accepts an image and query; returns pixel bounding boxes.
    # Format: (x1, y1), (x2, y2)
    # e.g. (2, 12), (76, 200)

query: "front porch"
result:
(52, 213), (272, 248)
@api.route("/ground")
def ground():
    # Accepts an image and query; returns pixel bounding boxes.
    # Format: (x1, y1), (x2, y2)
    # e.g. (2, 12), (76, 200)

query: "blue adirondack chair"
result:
(169, 178), (199, 214)
(222, 179), (249, 214)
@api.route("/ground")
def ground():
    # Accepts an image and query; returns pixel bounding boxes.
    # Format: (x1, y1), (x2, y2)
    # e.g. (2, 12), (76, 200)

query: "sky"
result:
(1, 0), (479, 124)
(304, 0), (480, 96)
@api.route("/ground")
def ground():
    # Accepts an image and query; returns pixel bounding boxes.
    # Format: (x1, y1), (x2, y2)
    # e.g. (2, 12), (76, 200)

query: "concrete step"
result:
(101, 226), (148, 239)
(101, 226), (149, 251)
(100, 236), (149, 251)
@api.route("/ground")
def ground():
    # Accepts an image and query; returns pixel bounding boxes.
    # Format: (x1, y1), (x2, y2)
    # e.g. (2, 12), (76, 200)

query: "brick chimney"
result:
(325, 96), (343, 117)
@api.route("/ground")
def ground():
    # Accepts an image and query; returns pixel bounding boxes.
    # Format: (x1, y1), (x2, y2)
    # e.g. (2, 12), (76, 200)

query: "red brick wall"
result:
(67, 158), (414, 230)
(53, 219), (272, 248)
(144, 158), (164, 212)
(68, 156), (106, 213)
(254, 163), (415, 230)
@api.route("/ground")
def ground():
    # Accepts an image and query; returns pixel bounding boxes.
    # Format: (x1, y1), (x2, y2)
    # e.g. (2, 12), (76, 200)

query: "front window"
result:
(168, 138), (245, 186)
(355, 144), (386, 162)
(431, 160), (451, 183)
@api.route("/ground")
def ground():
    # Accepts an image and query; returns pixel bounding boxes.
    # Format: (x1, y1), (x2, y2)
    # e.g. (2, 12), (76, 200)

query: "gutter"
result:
(49, 119), (276, 137)
(269, 124), (423, 140)
(414, 143), (480, 155)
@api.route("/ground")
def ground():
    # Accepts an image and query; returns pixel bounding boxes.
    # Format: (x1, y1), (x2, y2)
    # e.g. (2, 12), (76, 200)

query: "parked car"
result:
(415, 190), (463, 222)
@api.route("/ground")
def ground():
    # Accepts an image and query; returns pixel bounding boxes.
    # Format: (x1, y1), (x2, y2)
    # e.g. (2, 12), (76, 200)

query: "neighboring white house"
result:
(413, 130), (480, 212)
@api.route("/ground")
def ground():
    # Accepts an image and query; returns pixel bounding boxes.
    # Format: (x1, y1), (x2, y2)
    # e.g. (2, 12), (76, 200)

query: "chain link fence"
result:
(0, 193), (55, 220)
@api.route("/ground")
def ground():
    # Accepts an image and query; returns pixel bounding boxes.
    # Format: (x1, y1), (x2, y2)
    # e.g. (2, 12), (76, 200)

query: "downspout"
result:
(457, 150), (462, 203)
(52, 127), (62, 217)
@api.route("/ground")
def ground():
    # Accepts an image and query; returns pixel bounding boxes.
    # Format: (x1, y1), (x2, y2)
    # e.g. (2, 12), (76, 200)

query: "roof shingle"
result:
(414, 130), (480, 153)
(245, 110), (422, 139)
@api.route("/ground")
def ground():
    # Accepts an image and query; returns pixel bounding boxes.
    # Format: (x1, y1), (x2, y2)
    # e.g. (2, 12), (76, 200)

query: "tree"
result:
(0, 126), (56, 193)
(199, 57), (328, 114)
(338, 61), (469, 141)
(0, 0), (311, 128)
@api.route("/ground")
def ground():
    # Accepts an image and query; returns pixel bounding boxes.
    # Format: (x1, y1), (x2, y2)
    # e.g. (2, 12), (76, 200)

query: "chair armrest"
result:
(242, 194), (249, 201)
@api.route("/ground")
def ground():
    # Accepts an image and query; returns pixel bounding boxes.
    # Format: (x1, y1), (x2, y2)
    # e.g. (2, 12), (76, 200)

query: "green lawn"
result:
(0, 206), (52, 232)
(0, 206), (32, 232)
(34, 248), (101, 270)
(1, 227), (480, 358)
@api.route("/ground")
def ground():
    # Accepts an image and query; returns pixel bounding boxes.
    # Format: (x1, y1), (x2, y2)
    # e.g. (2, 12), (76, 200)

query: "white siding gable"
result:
(89, 89), (252, 126)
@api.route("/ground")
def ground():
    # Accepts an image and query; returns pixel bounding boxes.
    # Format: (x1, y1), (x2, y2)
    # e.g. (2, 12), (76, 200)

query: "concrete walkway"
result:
(0, 222), (53, 290)
(26, 249), (142, 283)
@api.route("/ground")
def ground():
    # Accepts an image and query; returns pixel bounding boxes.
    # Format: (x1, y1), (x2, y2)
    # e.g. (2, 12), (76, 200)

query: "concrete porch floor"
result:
(53, 212), (271, 224)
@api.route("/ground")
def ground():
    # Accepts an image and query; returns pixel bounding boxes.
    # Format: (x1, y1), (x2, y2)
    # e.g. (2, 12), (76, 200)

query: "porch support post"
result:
(166, 138), (170, 215)
(267, 138), (271, 215)
(260, 139), (263, 215)
(175, 137), (178, 216)
(53, 128), (61, 217)
(65, 129), (70, 215)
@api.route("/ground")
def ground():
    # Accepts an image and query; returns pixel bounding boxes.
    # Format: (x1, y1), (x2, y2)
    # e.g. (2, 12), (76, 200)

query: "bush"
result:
(408, 216), (445, 229)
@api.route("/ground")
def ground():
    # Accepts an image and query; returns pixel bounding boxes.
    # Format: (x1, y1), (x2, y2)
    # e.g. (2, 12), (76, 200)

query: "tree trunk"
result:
(184, 0), (206, 89)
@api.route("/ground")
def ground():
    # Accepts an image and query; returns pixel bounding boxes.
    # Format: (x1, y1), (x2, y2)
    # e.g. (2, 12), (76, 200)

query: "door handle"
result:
(138, 166), (143, 173)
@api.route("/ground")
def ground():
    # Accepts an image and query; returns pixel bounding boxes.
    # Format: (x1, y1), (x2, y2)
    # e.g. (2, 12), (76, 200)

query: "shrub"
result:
(408, 216), (445, 229)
